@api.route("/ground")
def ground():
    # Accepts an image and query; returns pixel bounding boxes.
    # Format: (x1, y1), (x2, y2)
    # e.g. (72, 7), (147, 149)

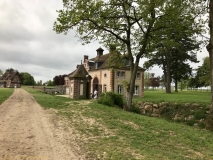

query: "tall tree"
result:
(0, 69), (3, 76)
(205, 0), (213, 130)
(20, 72), (35, 85)
(54, 0), (205, 110)
(144, 72), (152, 89)
(197, 57), (210, 86)
(143, 1), (205, 93)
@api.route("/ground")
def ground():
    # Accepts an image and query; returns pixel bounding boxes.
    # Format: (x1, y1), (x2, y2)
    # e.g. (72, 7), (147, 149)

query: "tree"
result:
(0, 69), (3, 76)
(36, 80), (43, 86)
(143, 0), (205, 93)
(54, 0), (206, 110)
(53, 75), (67, 85)
(20, 72), (35, 85)
(150, 73), (160, 89)
(47, 80), (54, 86)
(205, 0), (213, 131)
(144, 72), (151, 89)
(197, 57), (210, 86)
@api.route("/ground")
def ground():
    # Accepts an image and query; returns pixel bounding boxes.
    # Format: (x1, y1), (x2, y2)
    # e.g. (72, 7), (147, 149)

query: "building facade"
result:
(83, 47), (145, 98)
(0, 71), (21, 88)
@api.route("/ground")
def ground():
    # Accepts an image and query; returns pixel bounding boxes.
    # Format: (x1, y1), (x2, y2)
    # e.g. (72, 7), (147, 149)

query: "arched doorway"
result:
(93, 77), (102, 97)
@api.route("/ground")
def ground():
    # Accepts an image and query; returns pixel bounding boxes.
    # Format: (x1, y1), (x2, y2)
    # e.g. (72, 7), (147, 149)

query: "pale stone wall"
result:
(114, 70), (144, 97)
(88, 69), (144, 97)
(100, 69), (112, 92)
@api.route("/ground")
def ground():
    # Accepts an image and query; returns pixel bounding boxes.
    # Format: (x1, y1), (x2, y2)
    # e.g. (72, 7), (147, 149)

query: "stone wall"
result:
(135, 101), (210, 128)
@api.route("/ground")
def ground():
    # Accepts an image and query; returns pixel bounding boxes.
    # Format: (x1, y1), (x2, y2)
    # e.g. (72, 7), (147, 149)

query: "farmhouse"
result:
(65, 47), (145, 99)
(0, 70), (21, 88)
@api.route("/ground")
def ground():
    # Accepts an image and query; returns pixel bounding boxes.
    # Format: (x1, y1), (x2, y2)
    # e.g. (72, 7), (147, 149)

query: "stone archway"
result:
(93, 77), (102, 97)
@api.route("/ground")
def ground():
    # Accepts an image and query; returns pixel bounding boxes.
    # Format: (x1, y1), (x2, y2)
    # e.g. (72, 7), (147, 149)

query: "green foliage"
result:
(98, 92), (124, 108)
(20, 72), (35, 85)
(144, 72), (151, 89)
(54, 0), (206, 108)
(197, 57), (210, 86)
(0, 69), (3, 76)
(130, 103), (141, 114)
(47, 80), (54, 86)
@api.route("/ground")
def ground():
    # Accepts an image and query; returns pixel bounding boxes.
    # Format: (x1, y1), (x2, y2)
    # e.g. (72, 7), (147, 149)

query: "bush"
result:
(98, 92), (124, 108)
(130, 103), (141, 114)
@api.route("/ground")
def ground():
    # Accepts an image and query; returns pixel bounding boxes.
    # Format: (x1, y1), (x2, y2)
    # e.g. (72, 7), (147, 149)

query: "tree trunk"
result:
(165, 58), (171, 93)
(174, 79), (178, 92)
(125, 57), (140, 111)
(206, 0), (213, 131)
(207, 0), (213, 107)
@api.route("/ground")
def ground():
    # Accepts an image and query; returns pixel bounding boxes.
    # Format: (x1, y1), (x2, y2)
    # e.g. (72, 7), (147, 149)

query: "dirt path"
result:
(0, 88), (83, 160)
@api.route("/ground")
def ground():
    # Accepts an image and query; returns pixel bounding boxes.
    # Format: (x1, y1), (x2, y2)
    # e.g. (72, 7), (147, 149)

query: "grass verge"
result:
(0, 88), (14, 105)
(135, 90), (211, 104)
(24, 87), (213, 160)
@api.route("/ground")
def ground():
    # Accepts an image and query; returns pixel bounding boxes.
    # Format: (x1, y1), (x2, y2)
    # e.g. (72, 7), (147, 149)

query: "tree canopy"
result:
(20, 72), (35, 85)
(54, 0), (206, 109)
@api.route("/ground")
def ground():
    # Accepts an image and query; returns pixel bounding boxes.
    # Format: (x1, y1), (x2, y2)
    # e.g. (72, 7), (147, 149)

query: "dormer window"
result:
(136, 73), (140, 79)
(126, 60), (130, 66)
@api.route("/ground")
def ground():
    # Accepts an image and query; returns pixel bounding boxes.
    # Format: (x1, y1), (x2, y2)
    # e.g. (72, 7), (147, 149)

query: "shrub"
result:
(98, 92), (124, 108)
(130, 103), (141, 114)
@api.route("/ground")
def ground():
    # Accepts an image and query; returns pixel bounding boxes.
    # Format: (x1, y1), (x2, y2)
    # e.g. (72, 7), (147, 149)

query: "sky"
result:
(0, 0), (209, 83)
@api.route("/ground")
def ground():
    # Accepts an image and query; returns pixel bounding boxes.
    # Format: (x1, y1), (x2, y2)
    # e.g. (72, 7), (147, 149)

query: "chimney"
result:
(96, 47), (104, 56)
(84, 55), (88, 61)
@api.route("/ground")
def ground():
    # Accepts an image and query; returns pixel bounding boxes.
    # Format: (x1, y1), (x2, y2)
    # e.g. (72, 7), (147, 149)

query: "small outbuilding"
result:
(0, 70), (21, 88)
(66, 64), (92, 99)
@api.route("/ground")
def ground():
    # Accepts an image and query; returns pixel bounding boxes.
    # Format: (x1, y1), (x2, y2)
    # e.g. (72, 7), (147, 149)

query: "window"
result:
(136, 73), (140, 79)
(104, 73), (107, 78)
(118, 85), (123, 94)
(116, 71), (125, 78)
(134, 86), (139, 95)
(104, 84), (107, 92)
(121, 71), (125, 77)
(116, 71), (120, 77)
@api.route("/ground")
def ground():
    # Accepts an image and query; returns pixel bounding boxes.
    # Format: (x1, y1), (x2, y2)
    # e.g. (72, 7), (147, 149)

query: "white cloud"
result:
(0, 0), (209, 83)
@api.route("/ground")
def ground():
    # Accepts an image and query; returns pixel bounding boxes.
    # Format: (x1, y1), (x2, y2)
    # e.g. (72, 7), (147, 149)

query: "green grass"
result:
(0, 88), (14, 105)
(24, 87), (213, 160)
(135, 90), (211, 104)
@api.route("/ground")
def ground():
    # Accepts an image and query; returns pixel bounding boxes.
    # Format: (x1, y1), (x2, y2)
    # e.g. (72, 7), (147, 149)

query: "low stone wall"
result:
(135, 101), (210, 128)
(28, 86), (44, 91)
(44, 86), (66, 94)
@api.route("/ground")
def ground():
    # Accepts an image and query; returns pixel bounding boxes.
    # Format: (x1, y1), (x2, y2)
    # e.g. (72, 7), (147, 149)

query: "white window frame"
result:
(134, 86), (139, 95)
(104, 84), (107, 92)
(118, 85), (122, 94)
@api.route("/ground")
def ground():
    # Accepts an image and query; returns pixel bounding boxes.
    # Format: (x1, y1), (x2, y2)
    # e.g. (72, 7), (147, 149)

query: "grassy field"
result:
(0, 88), (14, 105)
(134, 90), (211, 104)
(22, 87), (213, 160)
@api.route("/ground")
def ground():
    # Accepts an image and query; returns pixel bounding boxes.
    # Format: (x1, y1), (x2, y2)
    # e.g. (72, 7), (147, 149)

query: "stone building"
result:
(65, 64), (92, 99)
(0, 70), (21, 88)
(83, 47), (145, 98)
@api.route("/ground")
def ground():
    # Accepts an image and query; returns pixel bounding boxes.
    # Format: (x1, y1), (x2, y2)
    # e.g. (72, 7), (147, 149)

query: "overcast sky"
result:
(0, 0), (209, 83)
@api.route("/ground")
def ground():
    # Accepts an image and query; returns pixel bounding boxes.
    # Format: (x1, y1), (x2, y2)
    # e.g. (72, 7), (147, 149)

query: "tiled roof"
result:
(69, 64), (89, 79)
(0, 71), (19, 80)
(88, 52), (145, 71)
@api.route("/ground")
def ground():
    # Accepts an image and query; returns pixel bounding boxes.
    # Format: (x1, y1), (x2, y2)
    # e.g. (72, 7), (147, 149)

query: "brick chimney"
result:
(84, 55), (88, 62)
